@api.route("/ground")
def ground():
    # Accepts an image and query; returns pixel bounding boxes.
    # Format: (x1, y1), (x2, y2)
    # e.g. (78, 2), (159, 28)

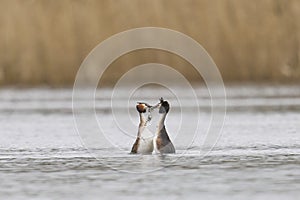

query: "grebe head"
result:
(158, 98), (170, 114)
(136, 102), (151, 113)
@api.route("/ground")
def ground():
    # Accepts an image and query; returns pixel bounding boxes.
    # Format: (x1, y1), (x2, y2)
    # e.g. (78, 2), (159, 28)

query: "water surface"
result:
(0, 85), (299, 199)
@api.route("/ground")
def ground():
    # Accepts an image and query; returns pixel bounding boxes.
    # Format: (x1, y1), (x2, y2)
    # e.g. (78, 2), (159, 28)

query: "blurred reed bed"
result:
(0, 0), (299, 86)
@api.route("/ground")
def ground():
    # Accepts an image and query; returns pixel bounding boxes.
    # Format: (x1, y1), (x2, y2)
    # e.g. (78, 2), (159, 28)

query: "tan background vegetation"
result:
(0, 0), (300, 86)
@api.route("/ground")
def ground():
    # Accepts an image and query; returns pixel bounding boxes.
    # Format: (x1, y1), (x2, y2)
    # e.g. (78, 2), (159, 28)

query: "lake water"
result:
(0, 84), (300, 200)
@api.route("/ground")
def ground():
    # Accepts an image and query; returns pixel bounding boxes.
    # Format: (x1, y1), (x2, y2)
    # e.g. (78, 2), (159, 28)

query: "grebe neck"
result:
(157, 113), (167, 134)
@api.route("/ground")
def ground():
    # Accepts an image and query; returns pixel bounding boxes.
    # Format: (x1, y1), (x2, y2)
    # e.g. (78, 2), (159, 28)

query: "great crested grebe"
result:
(130, 102), (156, 154)
(131, 98), (175, 154)
(153, 98), (175, 154)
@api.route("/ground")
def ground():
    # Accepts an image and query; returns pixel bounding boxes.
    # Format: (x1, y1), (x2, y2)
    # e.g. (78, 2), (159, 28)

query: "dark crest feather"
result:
(159, 100), (169, 113)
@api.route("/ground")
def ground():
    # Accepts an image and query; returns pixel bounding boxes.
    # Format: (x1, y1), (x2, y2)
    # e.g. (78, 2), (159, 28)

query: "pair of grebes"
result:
(131, 98), (175, 154)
